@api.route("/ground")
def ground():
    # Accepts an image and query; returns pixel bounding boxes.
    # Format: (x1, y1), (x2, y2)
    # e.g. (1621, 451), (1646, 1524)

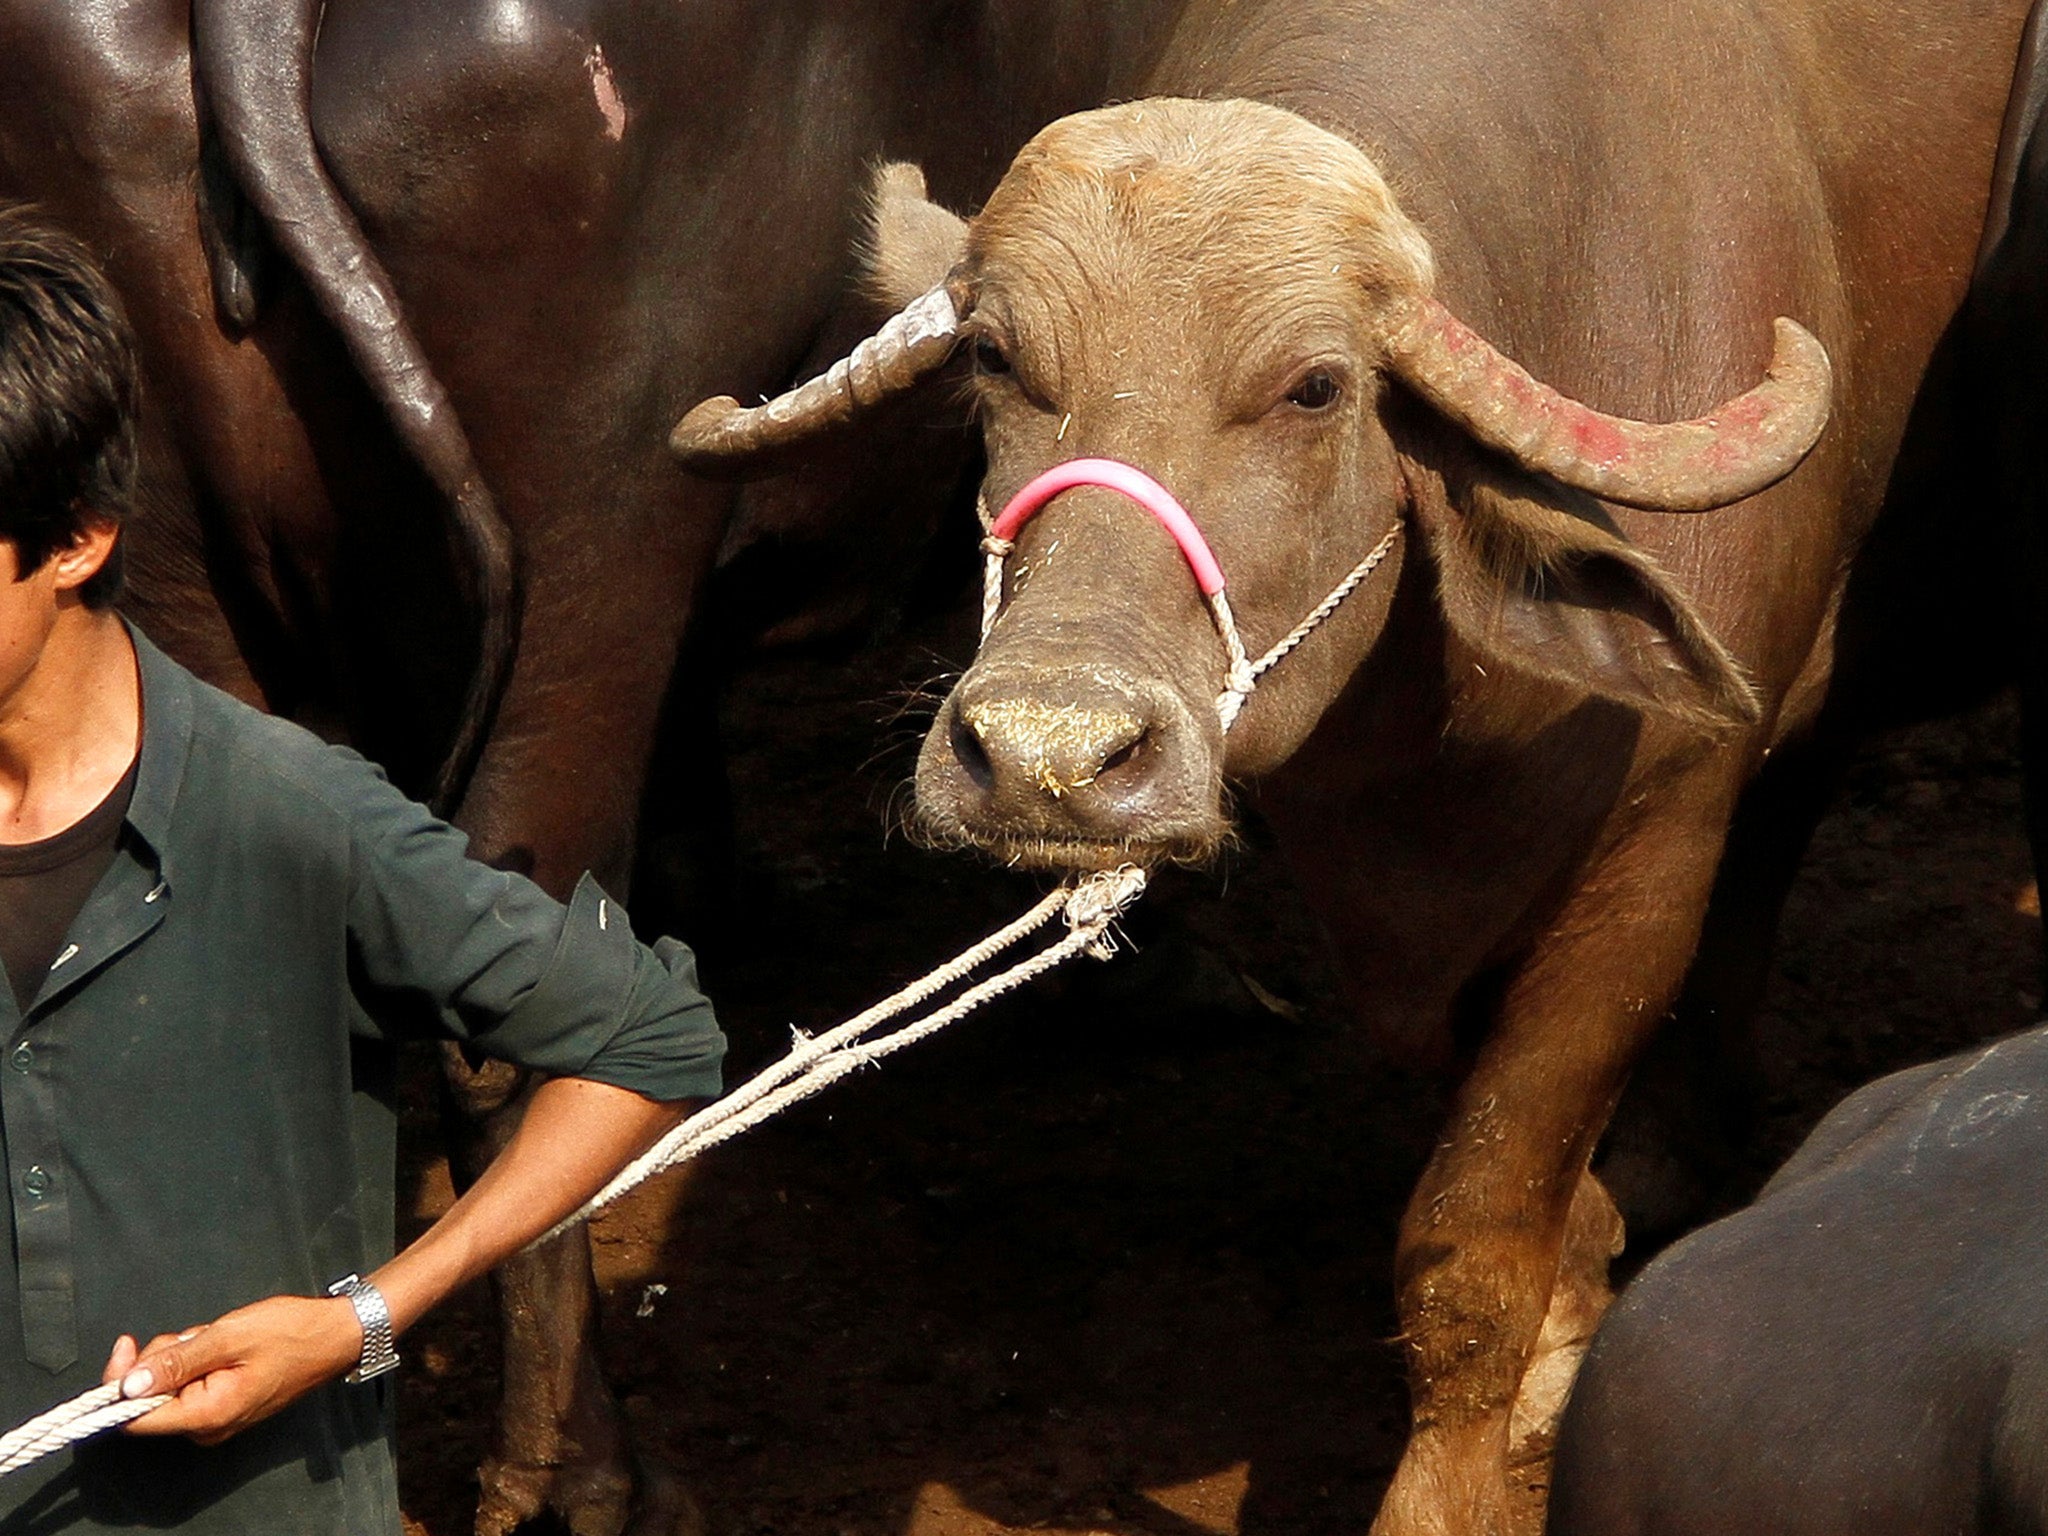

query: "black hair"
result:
(0, 206), (140, 609)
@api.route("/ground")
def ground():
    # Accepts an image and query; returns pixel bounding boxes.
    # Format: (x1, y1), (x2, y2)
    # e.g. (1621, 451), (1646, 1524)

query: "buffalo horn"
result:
(1388, 298), (1832, 512)
(670, 285), (962, 468)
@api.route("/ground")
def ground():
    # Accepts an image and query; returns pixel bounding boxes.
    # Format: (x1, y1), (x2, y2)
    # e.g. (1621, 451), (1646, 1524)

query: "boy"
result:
(1, 208), (724, 1533)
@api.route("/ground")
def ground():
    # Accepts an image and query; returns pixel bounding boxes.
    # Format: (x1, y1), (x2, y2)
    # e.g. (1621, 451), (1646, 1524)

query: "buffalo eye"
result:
(1286, 369), (1341, 411)
(973, 336), (1012, 376)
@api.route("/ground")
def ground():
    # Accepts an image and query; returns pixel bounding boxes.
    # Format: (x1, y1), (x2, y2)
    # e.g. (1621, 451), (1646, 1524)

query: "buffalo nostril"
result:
(949, 708), (995, 792)
(1093, 736), (1142, 781)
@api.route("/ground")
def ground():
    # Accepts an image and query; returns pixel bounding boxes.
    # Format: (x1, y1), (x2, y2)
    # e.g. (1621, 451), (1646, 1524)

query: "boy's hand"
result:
(86, 1079), (691, 1449)
(99, 1296), (364, 1445)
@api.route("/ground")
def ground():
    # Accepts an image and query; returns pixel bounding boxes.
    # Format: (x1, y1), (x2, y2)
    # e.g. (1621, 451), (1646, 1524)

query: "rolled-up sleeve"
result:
(336, 754), (724, 1103)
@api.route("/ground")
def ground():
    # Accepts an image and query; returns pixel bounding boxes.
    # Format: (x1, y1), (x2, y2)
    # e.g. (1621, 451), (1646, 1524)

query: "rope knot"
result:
(1061, 864), (1149, 939)
(979, 535), (1015, 558)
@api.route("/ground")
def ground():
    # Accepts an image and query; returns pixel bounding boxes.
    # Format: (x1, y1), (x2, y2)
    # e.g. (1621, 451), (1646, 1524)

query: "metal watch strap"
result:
(326, 1273), (400, 1383)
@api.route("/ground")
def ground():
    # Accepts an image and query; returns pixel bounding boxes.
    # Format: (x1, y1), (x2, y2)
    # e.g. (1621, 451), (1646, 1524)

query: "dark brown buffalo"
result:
(1548, 1019), (2048, 1536)
(675, 1), (2035, 1529)
(0, 3), (1187, 1530)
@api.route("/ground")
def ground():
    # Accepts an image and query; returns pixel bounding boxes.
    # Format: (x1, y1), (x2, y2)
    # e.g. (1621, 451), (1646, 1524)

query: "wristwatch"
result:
(327, 1273), (401, 1383)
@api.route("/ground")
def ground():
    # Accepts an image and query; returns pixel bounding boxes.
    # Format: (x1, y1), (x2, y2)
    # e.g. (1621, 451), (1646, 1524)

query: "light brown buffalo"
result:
(676, 2), (2034, 1530)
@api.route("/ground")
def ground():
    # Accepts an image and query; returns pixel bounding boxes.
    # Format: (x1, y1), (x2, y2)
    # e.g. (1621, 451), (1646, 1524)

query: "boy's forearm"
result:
(372, 1076), (692, 1337)
(113, 1076), (694, 1441)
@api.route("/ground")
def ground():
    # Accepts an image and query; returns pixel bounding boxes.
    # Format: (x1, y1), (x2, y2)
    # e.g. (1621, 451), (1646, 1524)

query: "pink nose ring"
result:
(979, 457), (1257, 729)
(987, 458), (1229, 596)
(976, 457), (1401, 733)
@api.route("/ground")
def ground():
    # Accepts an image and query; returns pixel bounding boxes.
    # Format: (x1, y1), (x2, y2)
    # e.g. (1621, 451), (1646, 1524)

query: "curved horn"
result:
(671, 285), (962, 469)
(1387, 298), (1832, 512)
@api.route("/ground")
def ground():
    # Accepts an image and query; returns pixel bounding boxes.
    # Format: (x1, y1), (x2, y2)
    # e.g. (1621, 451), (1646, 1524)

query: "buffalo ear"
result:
(1397, 418), (1762, 730)
(862, 162), (970, 310)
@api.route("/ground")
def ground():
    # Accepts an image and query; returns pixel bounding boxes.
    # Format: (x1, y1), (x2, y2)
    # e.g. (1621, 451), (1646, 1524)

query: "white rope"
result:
(980, 536), (1013, 640)
(0, 1383), (171, 1478)
(1246, 524), (1402, 685)
(6, 481), (1385, 1484)
(2, 865), (1151, 1481)
(978, 490), (1013, 642)
(1207, 590), (1258, 733)
(530, 863), (1146, 1246)
(1215, 524), (1402, 731)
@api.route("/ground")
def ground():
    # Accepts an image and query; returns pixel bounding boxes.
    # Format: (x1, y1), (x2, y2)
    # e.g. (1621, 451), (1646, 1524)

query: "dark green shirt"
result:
(0, 628), (725, 1534)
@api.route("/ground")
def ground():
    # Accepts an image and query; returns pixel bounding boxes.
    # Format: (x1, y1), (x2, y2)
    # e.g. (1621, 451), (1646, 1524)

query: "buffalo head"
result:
(675, 99), (1830, 871)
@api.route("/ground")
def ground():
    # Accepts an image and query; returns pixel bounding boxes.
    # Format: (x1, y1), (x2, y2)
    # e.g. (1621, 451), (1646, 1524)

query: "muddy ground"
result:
(394, 600), (2042, 1536)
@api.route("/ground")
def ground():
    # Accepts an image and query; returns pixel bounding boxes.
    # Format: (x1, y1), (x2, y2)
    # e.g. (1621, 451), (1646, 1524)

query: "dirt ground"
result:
(394, 603), (2042, 1536)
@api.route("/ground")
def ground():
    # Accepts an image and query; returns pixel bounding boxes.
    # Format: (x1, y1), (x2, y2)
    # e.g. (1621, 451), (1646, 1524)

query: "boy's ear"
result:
(862, 162), (969, 310)
(51, 514), (121, 593)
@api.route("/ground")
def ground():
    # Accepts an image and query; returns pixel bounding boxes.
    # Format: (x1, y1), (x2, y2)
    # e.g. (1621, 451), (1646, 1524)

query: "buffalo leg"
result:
(442, 1049), (704, 1536)
(1370, 810), (1727, 1536)
(1598, 731), (1843, 1238)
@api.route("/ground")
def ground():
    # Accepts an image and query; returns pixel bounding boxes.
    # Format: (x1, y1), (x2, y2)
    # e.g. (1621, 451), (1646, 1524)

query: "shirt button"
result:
(8, 1044), (29, 1073)
(22, 1166), (51, 1198)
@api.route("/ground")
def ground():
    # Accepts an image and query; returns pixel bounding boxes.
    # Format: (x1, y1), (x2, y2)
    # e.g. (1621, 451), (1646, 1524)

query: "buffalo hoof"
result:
(472, 1454), (568, 1536)
(473, 1453), (617, 1536)
(474, 1450), (702, 1536)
